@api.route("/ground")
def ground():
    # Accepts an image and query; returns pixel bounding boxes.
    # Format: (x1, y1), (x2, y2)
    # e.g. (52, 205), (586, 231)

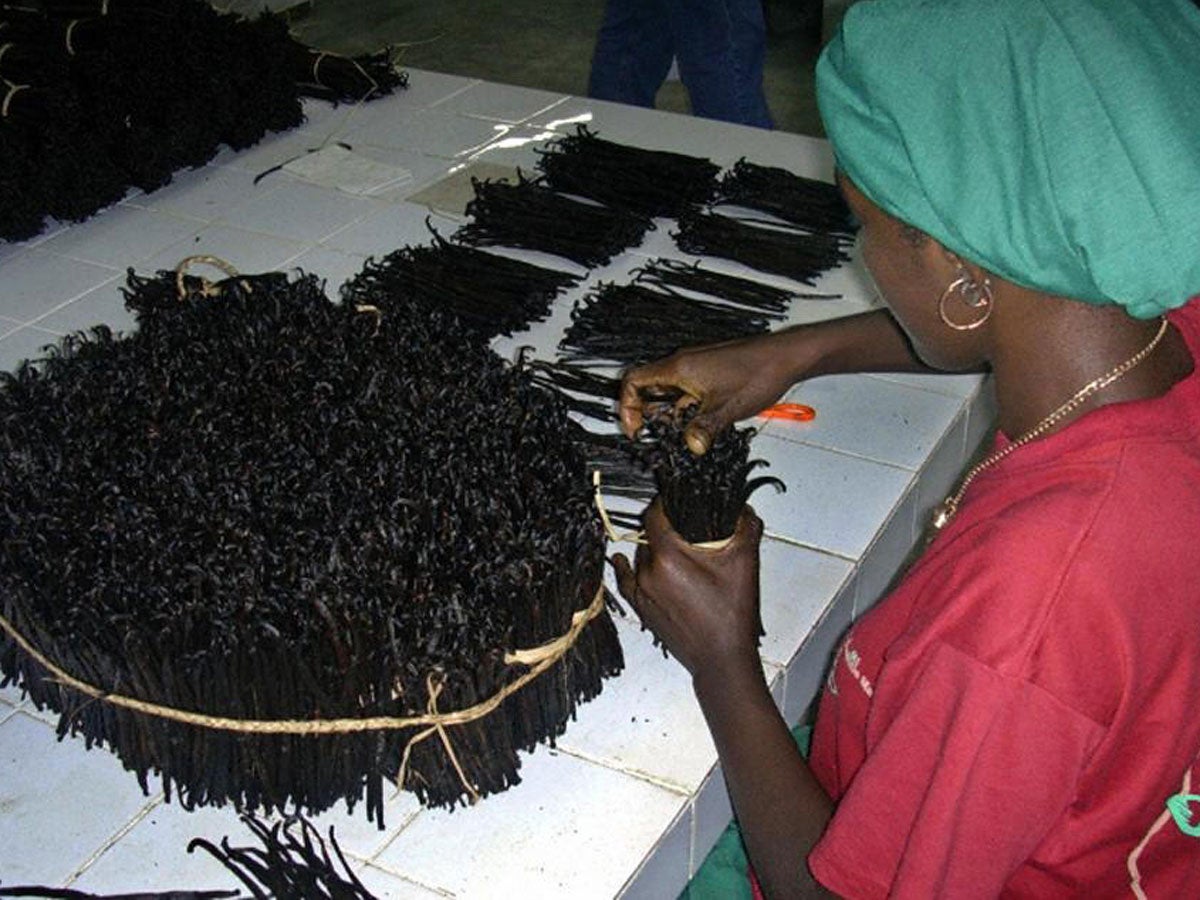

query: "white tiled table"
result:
(0, 70), (995, 898)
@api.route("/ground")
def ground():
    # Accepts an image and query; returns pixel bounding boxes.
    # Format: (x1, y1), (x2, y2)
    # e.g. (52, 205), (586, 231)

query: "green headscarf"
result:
(816, 0), (1200, 319)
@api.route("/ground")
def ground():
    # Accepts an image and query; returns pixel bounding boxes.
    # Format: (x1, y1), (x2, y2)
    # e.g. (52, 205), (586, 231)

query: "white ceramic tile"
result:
(691, 766), (734, 878)
(392, 69), (479, 110)
(0, 325), (65, 373)
(764, 373), (966, 471)
(869, 369), (989, 399)
(854, 487), (920, 618)
(0, 712), (157, 884)
(129, 165), (276, 222)
(304, 791), (425, 863)
(911, 410), (969, 527)
(373, 747), (686, 899)
(212, 127), (339, 178)
(33, 274), (132, 337)
(140, 224), (307, 279)
(782, 576), (857, 725)
(435, 80), (566, 125)
(0, 315), (21, 337)
(556, 612), (717, 794)
(354, 863), (450, 899)
(281, 246), (369, 298)
(351, 108), (510, 159)
(0, 251), (120, 322)
(35, 207), (201, 269)
(618, 804), (691, 900)
(322, 200), (447, 257)
(0, 682), (24, 707)
(216, 181), (377, 243)
(758, 538), (854, 668)
(750, 434), (915, 559)
(69, 802), (247, 894)
(465, 125), (559, 170)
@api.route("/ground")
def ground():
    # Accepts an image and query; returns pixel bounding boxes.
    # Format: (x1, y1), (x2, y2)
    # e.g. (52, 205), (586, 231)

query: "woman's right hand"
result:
(618, 332), (802, 455)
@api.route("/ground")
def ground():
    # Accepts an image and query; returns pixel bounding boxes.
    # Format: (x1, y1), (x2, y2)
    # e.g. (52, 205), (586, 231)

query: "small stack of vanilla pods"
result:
(535, 124), (721, 218)
(340, 228), (580, 341)
(455, 173), (654, 268)
(715, 159), (858, 237)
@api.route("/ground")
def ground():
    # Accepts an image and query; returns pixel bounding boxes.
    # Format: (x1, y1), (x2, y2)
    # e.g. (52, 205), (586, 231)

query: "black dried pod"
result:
(673, 208), (853, 286)
(455, 171), (654, 268)
(536, 124), (720, 218)
(715, 158), (858, 237)
(642, 406), (784, 545)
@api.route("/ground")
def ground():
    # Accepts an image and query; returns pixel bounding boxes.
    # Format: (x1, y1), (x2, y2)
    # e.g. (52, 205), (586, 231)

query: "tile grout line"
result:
(63, 796), (165, 887)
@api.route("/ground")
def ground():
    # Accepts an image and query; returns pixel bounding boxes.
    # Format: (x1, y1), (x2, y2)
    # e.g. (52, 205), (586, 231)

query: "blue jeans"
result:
(587, 0), (774, 129)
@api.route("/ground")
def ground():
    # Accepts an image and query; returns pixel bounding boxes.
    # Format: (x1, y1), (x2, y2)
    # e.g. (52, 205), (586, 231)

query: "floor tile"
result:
(0, 251), (121, 322)
(465, 125), (559, 171)
(305, 792), (425, 862)
(751, 434), (916, 560)
(0, 316), (21, 338)
(0, 682), (24, 708)
(216, 181), (378, 243)
(0, 325), (67, 373)
(0, 712), (158, 885)
(69, 802), (247, 894)
(765, 373), (966, 471)
(373, 748), (686, 899)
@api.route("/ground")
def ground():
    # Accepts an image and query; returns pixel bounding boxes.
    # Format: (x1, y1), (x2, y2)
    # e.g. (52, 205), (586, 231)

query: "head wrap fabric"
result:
(816, 0), (1200, 319)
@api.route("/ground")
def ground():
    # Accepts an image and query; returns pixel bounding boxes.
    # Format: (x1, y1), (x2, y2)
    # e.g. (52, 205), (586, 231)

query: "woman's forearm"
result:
(693, 658), (838, 900)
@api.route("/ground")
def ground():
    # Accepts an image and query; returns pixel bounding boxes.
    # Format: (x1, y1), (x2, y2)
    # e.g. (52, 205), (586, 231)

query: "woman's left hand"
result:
(611, 499), (764, 677)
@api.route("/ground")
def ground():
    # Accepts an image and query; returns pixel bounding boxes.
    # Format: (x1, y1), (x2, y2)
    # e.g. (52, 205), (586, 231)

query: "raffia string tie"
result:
(592, 470), (647, 545)
(64, 20), (82, 56)
(310, 50), (380, 100)
(0, 43), (13, 68)
(0, 583), (607, 800)
(174, 255), (242, 300)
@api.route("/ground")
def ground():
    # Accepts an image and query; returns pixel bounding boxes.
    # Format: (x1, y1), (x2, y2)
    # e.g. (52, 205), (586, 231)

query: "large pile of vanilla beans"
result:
(0, 266), (623, 826)
(340, 227), (580, 342)
(0, 0), (405, 242)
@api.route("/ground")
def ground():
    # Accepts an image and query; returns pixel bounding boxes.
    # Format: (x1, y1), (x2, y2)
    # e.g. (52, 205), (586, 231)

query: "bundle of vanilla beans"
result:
(643, 407), (783, 545)
(0, 0), (405, 242)
(339, 228), (580, 342)
(673, 208), (853, 285)
(559, 279), (783, 366)
(715, 159), (857, 237)
(455, 172), (654, 268)
(535, 124), (721, 218)
(0, 264), (623, 825)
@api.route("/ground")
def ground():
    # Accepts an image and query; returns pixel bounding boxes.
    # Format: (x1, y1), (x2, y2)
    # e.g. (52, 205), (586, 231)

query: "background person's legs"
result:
(669, 0), (773, 128)
(587, 0), (676, 108)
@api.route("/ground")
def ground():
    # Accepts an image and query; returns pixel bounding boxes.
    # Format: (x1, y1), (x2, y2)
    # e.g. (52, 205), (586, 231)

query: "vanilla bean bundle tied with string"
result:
(0, 261), (623, 825)
(642, 407), (784, 545)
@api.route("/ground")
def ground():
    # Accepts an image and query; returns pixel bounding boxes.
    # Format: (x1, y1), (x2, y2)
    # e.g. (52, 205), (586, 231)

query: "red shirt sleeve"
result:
(808, 641), (1105, 899)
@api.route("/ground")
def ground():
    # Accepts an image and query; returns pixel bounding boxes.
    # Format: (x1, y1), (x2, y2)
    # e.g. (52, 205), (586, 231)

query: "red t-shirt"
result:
(807, 299), (1200, 899)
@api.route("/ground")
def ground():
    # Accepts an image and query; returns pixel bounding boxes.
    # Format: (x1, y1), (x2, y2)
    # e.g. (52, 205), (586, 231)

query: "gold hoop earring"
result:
(938, 274), (993, 331)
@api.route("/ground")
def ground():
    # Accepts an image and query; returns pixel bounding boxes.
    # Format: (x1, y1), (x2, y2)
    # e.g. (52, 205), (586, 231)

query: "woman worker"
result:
(612, 0), (1200, 896)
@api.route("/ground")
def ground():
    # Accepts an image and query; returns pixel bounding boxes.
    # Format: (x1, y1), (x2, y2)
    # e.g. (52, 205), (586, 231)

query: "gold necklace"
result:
(930, 317), (1170, 533)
